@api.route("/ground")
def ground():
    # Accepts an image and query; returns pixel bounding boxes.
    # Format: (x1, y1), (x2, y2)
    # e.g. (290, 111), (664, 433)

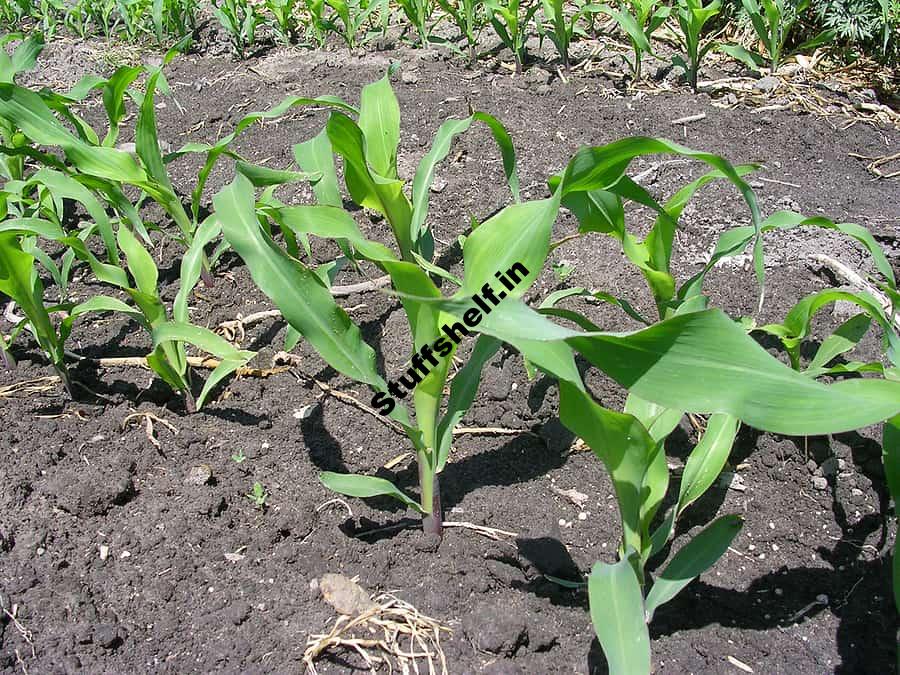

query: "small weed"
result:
(246, 482), (268, 509)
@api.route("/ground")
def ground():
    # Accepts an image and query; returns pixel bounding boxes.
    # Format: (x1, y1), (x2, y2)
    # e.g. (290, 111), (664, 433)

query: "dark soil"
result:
(2, 38), (900, 674)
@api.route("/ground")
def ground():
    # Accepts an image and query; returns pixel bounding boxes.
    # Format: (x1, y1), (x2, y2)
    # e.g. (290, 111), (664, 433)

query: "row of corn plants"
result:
(1, 37), (899, 672)
(7, 0), (898, 77)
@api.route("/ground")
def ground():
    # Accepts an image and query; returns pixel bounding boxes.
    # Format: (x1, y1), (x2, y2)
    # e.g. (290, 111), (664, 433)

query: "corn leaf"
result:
(216, 175), (385, 388)
(319, 472), (425, 513)
(644, 514), (743, 619)
(588, 555), (651, 675)
(676, 413), (739, 515)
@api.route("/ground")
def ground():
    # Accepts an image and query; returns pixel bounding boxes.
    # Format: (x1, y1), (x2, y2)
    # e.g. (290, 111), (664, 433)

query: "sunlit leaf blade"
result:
(644, 514), (743, 619)
(424, 299), (900, 435)
(0, 83), (147, 183)
(153, 321), (255, 409)
(319, 472), (425, 513)
(560, 381), (656, 554)
(294, 128), (342, 207)
(435, 335), (502, 470)
(588, 555), (651, 675)
(460, 194), (561, 297)
(216, 175), (385, 388)
(358, 71), (401, 179)
(805, 313), (872, 377)
(676, 413), (739, 515)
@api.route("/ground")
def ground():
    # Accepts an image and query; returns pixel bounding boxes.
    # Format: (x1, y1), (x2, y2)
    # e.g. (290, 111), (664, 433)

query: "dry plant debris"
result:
(305, 574), (450, 675)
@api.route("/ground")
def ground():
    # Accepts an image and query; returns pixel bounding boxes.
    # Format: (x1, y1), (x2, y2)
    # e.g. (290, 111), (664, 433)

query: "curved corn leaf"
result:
(805, 313), (873, 377)
(681, 210), (897, 301)
(422, 298), (900, 435)
(560, 381), (656, 554)
(0, 33), (44, 84)
(319, 471), (425, 513)
(0, 232), (65, 377)
(235, 160), (321, 187)
(0, 83), (148, 183)
(435, 335), (502, 471)
(644, 514), (743, 620)
(175, 216), (222, 323)
(153, 321), (255, 409)
(216, 175), (385, 388)
(676, 413), (739, 516)
(293, 128), (342, 207)
(27, 168), (118, 263)
(358, 70), (401, 179)
(327, 111), (414, 259)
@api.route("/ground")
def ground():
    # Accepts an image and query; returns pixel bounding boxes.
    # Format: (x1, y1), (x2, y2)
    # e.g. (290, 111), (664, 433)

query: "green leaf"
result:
(676, 413), (739, 515)
(560, 381), (657, 554)
(460, 194), (561, 298)
(588, 555), (651, 675)
(435, 335), (502, 470)
(153, 321), (255, 409)
(319, 472), (425, 512)
(174, 216), (221, 323)
(358, 70), (400, 179)
(644, 514), (743, 619)
(805, 313), (872, 377)
(0, 232), (64, 373)
(0, 83), (148, 183)
(235, 160), (320, 187)
(294, 128), (342, 207)
(216, 175), (385, 388)
(425, 300), (900, 435)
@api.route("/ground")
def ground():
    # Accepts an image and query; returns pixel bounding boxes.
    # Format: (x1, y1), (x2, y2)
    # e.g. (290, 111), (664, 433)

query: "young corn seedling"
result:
(321, 0), (384, 50)
(216, 70), (523, 536)
(596, 0), (670, 81)
(672, 0), (722, 92)
(539, 0), (597, 73)
(212, 0), (261, 57)
(436, 0), (484, 64)
(718, 0), (834, 72)
(397, 0), (436, 46)
(152, 0), (200, 45)
(484, 0), (542, 73)
(414, 138), (900, 672)
(301, 0), (329, 46)
(265, 0), (302, 44)
(0, 0), (30, 31)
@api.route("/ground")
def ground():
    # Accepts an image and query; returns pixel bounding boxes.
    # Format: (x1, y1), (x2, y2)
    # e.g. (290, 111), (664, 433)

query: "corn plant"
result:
(411, 138), (900, 672)
(672, 0), (721, 92)
(596, 0), (670, 80)
(0, 0), (31, 30)
(265, 0), (301, 43)
(322, 0), (384, 50)
(212, 0), (261, 57)
(484, 0), (542, 73)
(216, 70), (521, 536)
(539, 0), (598, 72)
(301, 0), (329, 46)
(717, 0), (835, 72)
(152, 0), (200, 45)
(79, 0), (119, 38)
(397, 0), (436, 45)
(116, 0), (153, 41)
(436, 0), (484, 63)
(37, 0), (66, 38)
